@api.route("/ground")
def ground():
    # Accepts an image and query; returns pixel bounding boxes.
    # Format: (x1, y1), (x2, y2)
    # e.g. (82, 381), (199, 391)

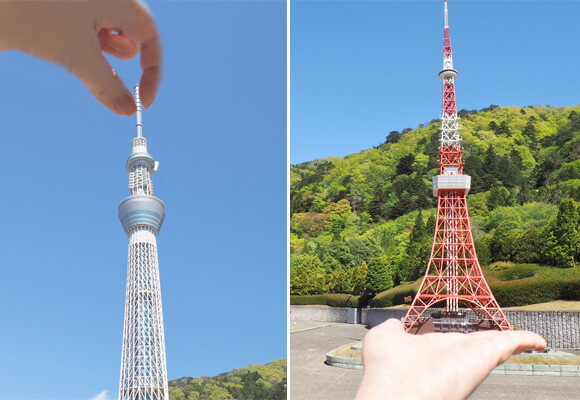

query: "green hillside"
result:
(169, 359), (286, 400)
(290, 105), (580, 304)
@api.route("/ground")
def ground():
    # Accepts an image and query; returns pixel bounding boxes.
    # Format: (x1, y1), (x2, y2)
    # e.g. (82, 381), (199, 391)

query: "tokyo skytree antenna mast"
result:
(402, 0), (511, 333)
(118, 85), (168, 400)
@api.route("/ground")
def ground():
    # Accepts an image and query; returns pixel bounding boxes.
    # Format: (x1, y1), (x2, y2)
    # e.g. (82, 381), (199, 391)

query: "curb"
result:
(325, 352), (363, 370)
(326, 349), (580, 376)
(290, 322), (334, 333)
(492, 364), (580, 377)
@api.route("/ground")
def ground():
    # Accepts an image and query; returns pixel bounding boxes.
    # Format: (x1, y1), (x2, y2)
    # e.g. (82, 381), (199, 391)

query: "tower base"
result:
(407, 311), (501, 335)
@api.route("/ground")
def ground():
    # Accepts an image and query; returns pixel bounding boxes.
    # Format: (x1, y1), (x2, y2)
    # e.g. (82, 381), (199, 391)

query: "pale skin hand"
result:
(0, 0), (161, 116)
(356, 319), (547, 400)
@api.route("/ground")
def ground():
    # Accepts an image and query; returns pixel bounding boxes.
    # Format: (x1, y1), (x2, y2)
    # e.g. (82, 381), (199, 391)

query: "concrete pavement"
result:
(290, 322), (580, 400)
(290, 323), (365, 400)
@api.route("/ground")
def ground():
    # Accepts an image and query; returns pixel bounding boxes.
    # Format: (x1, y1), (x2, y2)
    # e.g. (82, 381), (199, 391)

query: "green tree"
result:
(231, 371), (270, 400)
(326, 242), (355, 268)
(481, 145), (499, 191)
(202, 383), (233, 399)
(426, 214), (436, 234)
(517, 179), (532, 205)
(402, 211), (432, 281)
(513, 226), (544, 264)
(290, 212), (332, 237)
(328, 267), (352, 294)
(358, 211), (373, 233)
(499, 120), (511, 136)
(487, 184), (511, 211)
(290, 254), (327, 295)
(311, 198), (329, 212)
(368, 187), (386, 222)
(396, 153), (415, 175)
(366, 257), (395, 294)
(522, 118), (537, 140)
(531, 159), (555, 189)
(474, 236), (493, 266)
(353, 262), (368, 295)
(543, 198), (580, 267)
(323, 199), (352, 216)
(269, 378), (287, 400)
(169, 387), (186, 400)
(385, 130), (402, 143)
(491, 221), (520, 262)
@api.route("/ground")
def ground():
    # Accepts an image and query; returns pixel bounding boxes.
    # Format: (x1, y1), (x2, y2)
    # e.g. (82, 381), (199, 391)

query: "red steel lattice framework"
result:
(402, 0), (511, 332)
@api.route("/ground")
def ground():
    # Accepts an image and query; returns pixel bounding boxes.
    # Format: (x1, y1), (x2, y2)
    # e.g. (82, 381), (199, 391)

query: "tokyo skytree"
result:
(118, 86), (169, 400)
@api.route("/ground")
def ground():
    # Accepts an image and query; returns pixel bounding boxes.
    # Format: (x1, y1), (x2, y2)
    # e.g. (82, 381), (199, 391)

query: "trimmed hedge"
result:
(498, 264), (539, 281)
(290, 294), (361, 307)
(370, 287), (417, 308)
(370, 268), (580, 308)
(291, 268), (580, 309)
(490, 277), (580, 307)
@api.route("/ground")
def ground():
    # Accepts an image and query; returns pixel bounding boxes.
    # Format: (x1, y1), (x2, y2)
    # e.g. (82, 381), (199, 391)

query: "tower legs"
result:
(402, 191), (511, 333)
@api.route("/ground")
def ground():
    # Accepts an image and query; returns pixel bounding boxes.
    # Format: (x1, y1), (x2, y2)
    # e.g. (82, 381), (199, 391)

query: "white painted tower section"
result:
(118, 86), (168, 400)
(439, 0), (461, 148)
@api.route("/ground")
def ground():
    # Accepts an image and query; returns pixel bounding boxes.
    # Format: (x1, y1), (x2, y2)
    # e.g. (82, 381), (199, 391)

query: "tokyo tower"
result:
(118, 86), (169, 399)
(402, 0), (511, 333)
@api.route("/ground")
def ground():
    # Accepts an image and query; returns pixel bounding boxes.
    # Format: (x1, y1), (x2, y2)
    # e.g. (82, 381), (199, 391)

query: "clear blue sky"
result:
(0, 1), (285, 399)
(291, 0), (580, 164)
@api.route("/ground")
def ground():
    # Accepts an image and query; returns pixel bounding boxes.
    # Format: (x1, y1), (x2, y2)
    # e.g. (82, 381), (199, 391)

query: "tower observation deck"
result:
(402, 0), (511, 333)
(118, 86), (169, 400)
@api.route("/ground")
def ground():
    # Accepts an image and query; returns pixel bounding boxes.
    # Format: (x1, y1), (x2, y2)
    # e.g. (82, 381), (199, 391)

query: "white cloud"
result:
(89, 390), (110, 400)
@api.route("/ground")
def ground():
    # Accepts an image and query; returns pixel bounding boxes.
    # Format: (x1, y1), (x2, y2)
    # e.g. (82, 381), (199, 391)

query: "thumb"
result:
(68, 40), (136, 116)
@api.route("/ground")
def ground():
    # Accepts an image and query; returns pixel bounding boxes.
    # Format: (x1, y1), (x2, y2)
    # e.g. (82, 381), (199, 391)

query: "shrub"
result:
(369, 286), (417, 307)
(491, 277), (580, 307)
(290, 294), (361, 307)
(488, 262), (512, 271)
(498, 264), (539, 281)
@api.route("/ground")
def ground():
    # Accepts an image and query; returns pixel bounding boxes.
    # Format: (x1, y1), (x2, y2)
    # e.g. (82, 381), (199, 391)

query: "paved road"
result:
(470, 375), (580, 399)
(290, 323), (365, 400)
(291, 322), (580, 400)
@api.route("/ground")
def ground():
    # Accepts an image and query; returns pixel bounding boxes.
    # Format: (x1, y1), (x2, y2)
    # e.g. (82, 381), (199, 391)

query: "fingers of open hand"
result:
(70, 38), (136, 116)
(138, 35), (161, 109)
(106, 0), (161, 109)
(362, 319), (409, 365)
(464, 330), (546, 370)
(375, 318), (405, 332)
(98, 29), (139, 61)
(481, 330), (546, 364)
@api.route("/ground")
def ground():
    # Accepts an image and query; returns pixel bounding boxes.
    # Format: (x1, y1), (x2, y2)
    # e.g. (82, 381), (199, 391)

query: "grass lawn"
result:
(330, 342), (362, 359)
(505, 300), (580, 311)
(506, 355), (580, 365)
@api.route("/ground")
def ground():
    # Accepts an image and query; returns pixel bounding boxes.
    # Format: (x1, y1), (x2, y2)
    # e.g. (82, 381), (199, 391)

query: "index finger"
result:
(111, 0), (161, 109)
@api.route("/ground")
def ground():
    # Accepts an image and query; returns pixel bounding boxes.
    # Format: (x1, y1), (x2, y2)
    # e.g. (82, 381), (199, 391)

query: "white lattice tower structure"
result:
(118, 86), (168, 400)
(439, 0), (461, 148)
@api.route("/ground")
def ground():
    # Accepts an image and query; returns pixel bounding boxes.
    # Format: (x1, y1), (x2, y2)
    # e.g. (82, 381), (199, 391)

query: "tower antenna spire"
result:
(444, 0), (449, 28)
(135, 84), (143, 138)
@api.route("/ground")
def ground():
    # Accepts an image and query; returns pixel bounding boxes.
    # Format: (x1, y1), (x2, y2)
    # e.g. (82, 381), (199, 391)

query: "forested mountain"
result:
(290, 105), (580, 297)
(168, 359), (286, 400)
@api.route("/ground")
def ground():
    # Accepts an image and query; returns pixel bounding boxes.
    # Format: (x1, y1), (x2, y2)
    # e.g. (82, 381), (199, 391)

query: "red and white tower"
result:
(402, 0), (511, 333)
